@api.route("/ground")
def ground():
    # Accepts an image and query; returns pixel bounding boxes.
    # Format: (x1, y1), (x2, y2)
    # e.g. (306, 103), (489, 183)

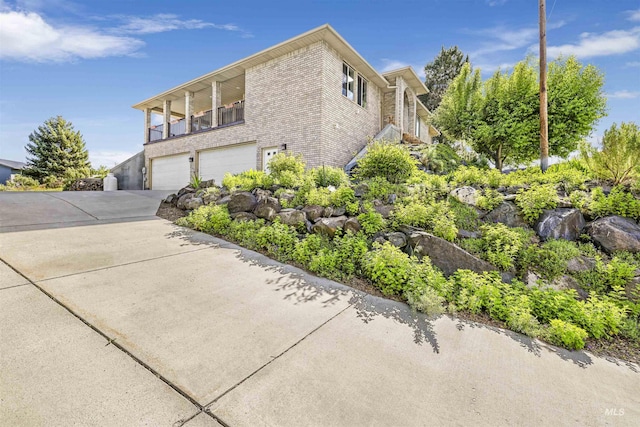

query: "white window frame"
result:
(342, 63), (355, 101)
(357, 74), (367, 108)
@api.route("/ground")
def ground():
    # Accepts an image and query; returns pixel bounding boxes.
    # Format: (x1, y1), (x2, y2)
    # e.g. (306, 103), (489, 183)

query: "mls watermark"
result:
(605, 408), (625, 416)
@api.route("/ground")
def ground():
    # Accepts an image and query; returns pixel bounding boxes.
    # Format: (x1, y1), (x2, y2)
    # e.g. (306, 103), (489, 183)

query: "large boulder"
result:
(216, 195), (231, 206)
(302, 205), (325, 222)
(344, 217), (361, 234)
(535, 208), (585, 241)
(408, 231), (497, 276)
(202, 189), (221, 205)
(184, 197), (203, 211)
(373, 203), (394, 219)
(312, 216), (348, 238)
(254, 204), (278, 221)
(231, 212), (258, 222)
(483, 202), (528, 228)
(587, 216), (640, 254)
(176, 186), (195, 198)
(227, 191), (257, 214)
(176, 193), (194, 210)
(566, 256), (596, 274)
(164, 193), (178, 204)
(277, 209), (307, 227)
(385, 232), (407, 248)
(450, 186), (478, 206)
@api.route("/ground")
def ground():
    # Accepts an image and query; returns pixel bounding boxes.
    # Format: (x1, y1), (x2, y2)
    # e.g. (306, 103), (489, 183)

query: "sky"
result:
(0, 0), (639, 167)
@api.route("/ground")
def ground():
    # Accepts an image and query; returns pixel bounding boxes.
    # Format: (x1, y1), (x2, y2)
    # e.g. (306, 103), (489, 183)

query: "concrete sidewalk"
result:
(0, 192), (638, 426)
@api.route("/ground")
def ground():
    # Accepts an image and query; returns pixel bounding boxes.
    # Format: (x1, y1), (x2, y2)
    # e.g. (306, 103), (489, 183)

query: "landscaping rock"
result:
(344, 217), (361, 234)
(587, 216), (640, 254)
(323, 206), (334, 217)
(450, 186), (478, 206)
(184, 197), (203, 211)
(200, 179), (216, 188)
(277, 209), (307, 227)
(227, 192), (257, 214)
(231, 212), (258, 222)
(386, 232), (407, 248)
(535, 208), (585, 241)
(215, 195), (231, 206)
(566, 256), (596, 274)
(278, 192), (295, 205)
(408, 231), (498, 276)
(354, 182), (369, 198)
(67, 178), (103, 191)
(164, 194), (177, 204)
(483, 202), (528, 228)
(177, 186), (195, 198)
(311, 216), (348, 238)
(252, 188), (273, 203)
(388, 194), (397, 204)
(176, 193), (194, 210)
(331, 206), (346, 217)
(254, 204), (278, 221)
(526, 272), (588, 300)
(202, 190), (221, 205)
(373, 203), (394, 219)
(457, 229), (481, 239)
(302, 205), (324, 222)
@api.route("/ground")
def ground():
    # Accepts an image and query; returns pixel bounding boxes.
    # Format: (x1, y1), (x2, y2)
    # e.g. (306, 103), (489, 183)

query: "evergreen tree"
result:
(420, 46), (470, 113)
(24, 116), (90, 181)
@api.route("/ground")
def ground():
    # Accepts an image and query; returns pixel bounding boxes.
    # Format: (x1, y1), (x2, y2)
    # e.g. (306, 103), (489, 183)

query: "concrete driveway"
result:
(1, 191), (638, 426)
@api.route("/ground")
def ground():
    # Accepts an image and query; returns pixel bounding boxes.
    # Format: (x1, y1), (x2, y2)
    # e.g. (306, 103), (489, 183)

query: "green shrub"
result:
(268, 152), (305, 177)
(356, 141), (418, 184)
(519, 240), (581, 282)
(305, 187), (331, 207)
(478, 223), (531, 270)
(515, 184), (558, 224)
(590, 186), (640, 220)
(11, 174), (40, 188)
(357, 208), (387, 235)
(419, 144), (462, 174)
(303, 232), (369, 281)
(360, 176), (405, 201)
(310, 165), (350, 188)
(362, 242), (415, 296)
(581, 121), (640, 185)
(292, 234), (332, 266)
(506, 294), (540, 337)
(222, 169), (271, 191)
(407, 171), (450, 198)
(226, 219), (265, 250)
(545, 319), (588, 350)
(391, 200), (458, 241)
(450, 166), (491, 187)
(405, 285), (446, 316)
(178, 205), (232, 234)
(330, 186), (356, 207)
(476, 188), (503, 211)
(255, 221), (299, 262)
(449, 198), (481, 231)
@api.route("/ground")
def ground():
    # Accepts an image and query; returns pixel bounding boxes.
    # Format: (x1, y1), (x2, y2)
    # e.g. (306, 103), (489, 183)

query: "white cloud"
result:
(89, 150), (138, 168)
(476, 62), (515, 74)
(627, 9), (640, 22)
(113, 14), (252, 38)
(486, 0), (508, 6)
(607, 90), (640, 99)
(626, 61), (640, 67)
(470, 21), (566, 57)
(0, 10), (143, 62)
(546, 27), (640, 59)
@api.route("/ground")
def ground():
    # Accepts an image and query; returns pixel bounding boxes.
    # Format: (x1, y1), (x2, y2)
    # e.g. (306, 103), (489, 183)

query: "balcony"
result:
(147, 101), (244, 142)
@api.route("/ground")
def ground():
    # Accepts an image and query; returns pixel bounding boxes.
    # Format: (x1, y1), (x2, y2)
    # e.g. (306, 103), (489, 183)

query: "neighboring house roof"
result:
(133, 24), (394, 111)
(382, 67), (429, 96)
(0, 159), (26, 170)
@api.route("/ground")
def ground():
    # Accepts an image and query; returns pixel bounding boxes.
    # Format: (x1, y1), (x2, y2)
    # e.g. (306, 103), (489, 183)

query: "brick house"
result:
(133, 24), (439, 190)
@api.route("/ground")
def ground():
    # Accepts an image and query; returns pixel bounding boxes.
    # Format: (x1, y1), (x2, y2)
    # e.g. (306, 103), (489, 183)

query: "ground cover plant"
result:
(171, 139), (640, 361)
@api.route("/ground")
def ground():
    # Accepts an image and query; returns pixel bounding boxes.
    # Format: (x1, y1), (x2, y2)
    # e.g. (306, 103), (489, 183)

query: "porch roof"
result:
(382, 67), (429, 96)
(132, 24), (391, 112)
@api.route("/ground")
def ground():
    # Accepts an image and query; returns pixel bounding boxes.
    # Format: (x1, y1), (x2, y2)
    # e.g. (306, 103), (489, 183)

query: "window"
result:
(342, 63), (354, 100)
(357, 75), (367, 108)
(416, 118), (421, 138)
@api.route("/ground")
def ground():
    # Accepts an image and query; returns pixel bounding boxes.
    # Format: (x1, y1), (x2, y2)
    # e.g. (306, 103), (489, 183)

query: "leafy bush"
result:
(9, 175), (40, 188)
(255, 221), (299, 262)
(515, 184), (558, 224)
(581, 121), (640, 185)
(226, 218), (265, 250)
(222, 169), (271, 191)
(405, 283), (446, 316)
(292, 234), (332, 266)
(356, 141), (418, 184)
(330, 186), (356, 207)
(519, 239), (581, 282)
(449, 198), (481, 231)
(310, 165), (350, 188)
(360, 176), (405, 201)
(362, 242), (415, 296)
(545, 319), (588, 350)
(177, 205), (231, 234)
(305, 187), (331, 207)
(450, 166), (494, 187)
(357, 208), (387, 235)
(478, 223), (531, 270)
(476, 188), (503, 211)
(589, 186), (640, 220)
(299, 232), (369, 281)
(268, 152), (305, 177)
(419, 144), (462, 174)
(506, 294), (540, 337)
(391, 200), (458, 241)
(407, 171), (450, 198)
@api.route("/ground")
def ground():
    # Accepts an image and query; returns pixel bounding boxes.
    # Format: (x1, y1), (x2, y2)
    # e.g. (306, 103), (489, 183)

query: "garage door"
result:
(199, 143), (256, 184)
(151, 154), (190, 190)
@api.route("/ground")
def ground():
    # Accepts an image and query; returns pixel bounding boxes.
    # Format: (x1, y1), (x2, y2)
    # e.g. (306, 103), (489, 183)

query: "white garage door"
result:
(199, 143), (256, 184)
(151, 154), (190, 190)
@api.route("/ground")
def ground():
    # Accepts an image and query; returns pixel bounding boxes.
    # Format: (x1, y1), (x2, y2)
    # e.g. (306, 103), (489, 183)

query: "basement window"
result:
(342, 63), (355, 101)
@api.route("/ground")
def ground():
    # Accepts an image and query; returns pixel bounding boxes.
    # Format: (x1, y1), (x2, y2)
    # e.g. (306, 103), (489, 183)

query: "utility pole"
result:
(539, 0), (549, 172)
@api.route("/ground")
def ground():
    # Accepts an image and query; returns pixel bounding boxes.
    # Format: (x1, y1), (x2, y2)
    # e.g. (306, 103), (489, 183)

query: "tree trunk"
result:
(495, 146), (503, 172)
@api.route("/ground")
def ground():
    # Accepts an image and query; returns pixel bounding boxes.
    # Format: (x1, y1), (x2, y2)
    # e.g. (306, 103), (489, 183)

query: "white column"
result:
(395, 77), (403, 132)
(211, 81), (221, 127)
(162, 100), (171, 139)
(144, 108), (151, 143)
(185, 91), (193, 134)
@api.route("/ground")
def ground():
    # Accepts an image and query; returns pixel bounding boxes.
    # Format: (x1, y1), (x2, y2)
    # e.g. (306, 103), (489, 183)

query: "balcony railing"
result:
(218, 100), (245, 126)
(147, 100), (244, 143)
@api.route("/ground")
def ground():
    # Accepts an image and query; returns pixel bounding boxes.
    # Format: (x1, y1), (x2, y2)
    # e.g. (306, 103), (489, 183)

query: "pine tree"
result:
(420, 46), (470, 113)
(24, 116), (90, 181)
